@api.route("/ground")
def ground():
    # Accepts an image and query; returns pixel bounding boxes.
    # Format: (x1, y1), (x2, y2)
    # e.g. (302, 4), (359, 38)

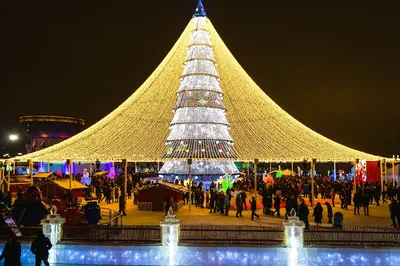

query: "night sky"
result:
(1, 1), (399, 156)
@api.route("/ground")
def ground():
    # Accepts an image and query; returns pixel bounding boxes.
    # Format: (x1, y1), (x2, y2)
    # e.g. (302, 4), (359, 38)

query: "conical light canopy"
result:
(14, 5), (383, 163)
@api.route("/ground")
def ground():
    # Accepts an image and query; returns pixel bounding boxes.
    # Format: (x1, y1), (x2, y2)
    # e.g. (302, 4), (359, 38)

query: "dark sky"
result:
(1, 1), (399, 156)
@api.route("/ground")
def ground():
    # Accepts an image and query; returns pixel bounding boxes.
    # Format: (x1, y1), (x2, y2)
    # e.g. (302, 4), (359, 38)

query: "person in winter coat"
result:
(313, 202), (323, 225)
(249, 196), (259, 220)
(297, 199), (309, 229)
(339, 190), (345, 209)
(273, 194), (281, 217)
(345, 188), (352, 206)
(127, 180), (133, 199)
(198, 189), (204, 208)
(218, 191), (225, 214)
(262, 189), (268, 214)
(382, 186), (388, 204)
(206, 190), (210, 208)
(241, 191), (247, 210)
(119, 194), (127, 216)
(209, 188), (216, 213)
(114, 186), (119, 203)
(265, 193), (273, 215)
(0, 233), (21, 266)
(390, 200), (398, 228)
(236, 195), (243, 218)
(353, 193), (362, 215)
(224, 189), (231, 216)
(374, 188), (381, 206)
(330, 189), (336, 207)
(31, 230), (52, 266)
(324, 202), (333, 224)
(362, 194), (370, 216)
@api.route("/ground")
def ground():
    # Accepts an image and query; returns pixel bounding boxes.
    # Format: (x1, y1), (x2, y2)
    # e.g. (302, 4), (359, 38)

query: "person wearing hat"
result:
(0, 232), (21, 266)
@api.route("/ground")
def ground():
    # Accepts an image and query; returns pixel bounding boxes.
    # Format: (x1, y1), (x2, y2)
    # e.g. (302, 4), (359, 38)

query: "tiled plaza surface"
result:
(99, 196), (393, 228)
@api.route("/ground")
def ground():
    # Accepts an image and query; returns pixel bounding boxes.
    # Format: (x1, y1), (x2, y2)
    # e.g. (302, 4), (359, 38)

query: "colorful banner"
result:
(355, 160), (367, 183)
(366, 161), (380, 183)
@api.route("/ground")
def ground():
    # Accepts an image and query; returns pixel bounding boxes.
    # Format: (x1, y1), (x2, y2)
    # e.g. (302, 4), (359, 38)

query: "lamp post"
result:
(5, 160), (10, 192)
(353, 159), (359, 196)
(380, 159), (384, 192)
(333, 161), (337, 180)
(28, 159), (33, 186)
(392, 157), (396, 187)
(67, 159), (72, 190)
(187, 158), (192, 213)
(385, 161), (388, 184)
(310, 159), (316, 207)
(291, 162), (294, 176)
(123, 159), (128, 197)
(254, 158), (259, 204)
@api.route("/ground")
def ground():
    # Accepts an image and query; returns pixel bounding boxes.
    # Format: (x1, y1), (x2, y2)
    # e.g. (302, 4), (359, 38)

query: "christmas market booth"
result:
(33, 172), (55, 179)
(9, 172), (54, 196)
(137, 182), (187, 212)
(9, 175), (32, 196)
(38, 179), (87, 201)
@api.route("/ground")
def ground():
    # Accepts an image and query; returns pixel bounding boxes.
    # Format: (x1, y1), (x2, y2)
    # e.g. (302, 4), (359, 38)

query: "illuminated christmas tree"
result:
(159, 1), (239, 179)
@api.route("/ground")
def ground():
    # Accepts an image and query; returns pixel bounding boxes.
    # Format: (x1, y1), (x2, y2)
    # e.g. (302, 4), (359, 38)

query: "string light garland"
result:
(13, 3), (384, 164)
(160, 160), (238, 176)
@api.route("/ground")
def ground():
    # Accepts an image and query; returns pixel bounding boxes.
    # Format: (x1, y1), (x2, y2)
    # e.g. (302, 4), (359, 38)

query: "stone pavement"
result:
(98, 196), (393, 228)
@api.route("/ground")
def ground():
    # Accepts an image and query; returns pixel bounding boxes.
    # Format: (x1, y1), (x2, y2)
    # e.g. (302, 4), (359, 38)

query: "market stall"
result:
(137, 182), (187, 212)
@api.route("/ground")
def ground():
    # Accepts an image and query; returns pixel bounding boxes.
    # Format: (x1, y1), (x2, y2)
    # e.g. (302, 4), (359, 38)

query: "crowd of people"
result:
(171, 173), (400, 228)
(33, 167), (400, 228)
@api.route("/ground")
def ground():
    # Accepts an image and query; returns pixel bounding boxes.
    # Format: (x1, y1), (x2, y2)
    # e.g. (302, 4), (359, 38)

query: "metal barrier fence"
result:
(304, 226), (400, 247)
(62, 225), (161, 244)
(60, 224), (400, 247)
(179, 224), (283, 246)
(99, 208), (123, 227)
(1, 224), (400, 247)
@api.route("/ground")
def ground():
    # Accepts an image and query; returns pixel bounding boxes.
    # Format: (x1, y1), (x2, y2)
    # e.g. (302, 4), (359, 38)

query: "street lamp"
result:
(9, 134), (18, 142)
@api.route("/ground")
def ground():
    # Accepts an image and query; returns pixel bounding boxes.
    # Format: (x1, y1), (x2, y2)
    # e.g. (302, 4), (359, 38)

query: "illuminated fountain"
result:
(160, 207), (180, 265)
(283, 208), (308, 266)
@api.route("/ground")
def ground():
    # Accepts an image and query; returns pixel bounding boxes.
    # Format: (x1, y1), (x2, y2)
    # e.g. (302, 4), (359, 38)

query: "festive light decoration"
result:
(12, 1), (384, 163)
(7, 244), (400, 265)
(160, 5), (238, 176)
(193, 0), (207, 18)
(81, 169), (91, 185)
(276, 166), (282, 178)
(108, 163), (116, 179)
(221, 173), (234, 192)
(160, 160), (238, 176)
